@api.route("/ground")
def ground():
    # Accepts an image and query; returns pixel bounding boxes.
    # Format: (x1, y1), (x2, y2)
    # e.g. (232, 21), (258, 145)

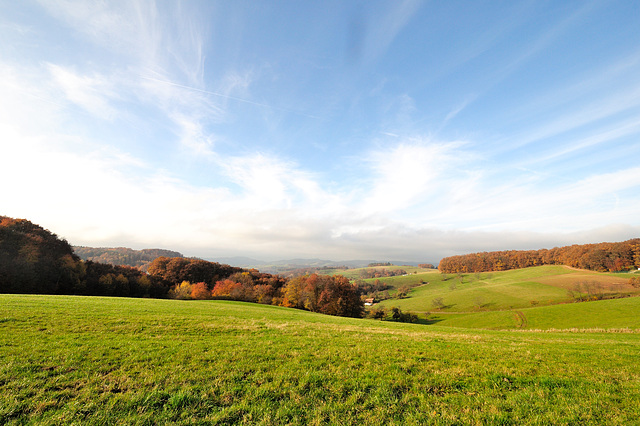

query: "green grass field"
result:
(427, 296), (640, 330)
(2, 294), (640, 424)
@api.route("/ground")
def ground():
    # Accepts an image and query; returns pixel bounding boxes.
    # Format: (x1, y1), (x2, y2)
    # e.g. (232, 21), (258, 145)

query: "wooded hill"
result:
(438, 239), (640, 273)
(73, 246), (183, 271)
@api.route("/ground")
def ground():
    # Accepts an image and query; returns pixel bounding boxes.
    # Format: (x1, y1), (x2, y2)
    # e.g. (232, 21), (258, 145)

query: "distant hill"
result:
(73, 246), (184, 271)
(211, 257), (424, 274)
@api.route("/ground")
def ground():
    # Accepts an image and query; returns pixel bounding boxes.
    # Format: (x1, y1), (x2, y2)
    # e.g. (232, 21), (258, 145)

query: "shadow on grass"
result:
(478, 302), (496, 310)
(417, 317), (444, 325)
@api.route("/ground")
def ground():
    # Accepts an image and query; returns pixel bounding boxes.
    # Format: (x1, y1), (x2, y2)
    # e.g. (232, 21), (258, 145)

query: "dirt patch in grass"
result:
(535, 273), (633, 292)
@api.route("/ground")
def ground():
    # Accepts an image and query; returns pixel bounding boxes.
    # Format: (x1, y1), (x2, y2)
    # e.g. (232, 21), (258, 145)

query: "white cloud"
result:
(360, 139), (476, 215)
(219, 153), (345, 218)
(47, 64), (119, 119)
(170, 112), (216, 157)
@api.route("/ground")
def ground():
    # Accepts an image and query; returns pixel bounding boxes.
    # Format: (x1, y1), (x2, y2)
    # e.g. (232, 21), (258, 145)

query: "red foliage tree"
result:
(211, 279), (243, 299)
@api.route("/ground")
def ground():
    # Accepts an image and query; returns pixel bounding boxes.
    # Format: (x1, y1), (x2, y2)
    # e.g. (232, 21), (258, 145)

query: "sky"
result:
(1, 0), (640, 263)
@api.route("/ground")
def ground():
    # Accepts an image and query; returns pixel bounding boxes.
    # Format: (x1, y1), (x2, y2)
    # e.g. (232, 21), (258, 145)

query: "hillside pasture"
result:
(428, 296), (640, 331)
(375, 266), (640, 314)
(1, 295), (640, 424)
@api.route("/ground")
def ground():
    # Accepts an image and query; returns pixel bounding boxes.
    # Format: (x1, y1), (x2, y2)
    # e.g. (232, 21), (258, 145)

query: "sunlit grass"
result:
(429, 297), (640, 330)
(1, 294), (640, 424)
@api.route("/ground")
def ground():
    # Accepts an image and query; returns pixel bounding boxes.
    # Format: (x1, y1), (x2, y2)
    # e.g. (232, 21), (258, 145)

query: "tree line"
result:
(0, 216), (364, 318)
(438, 239), (640, 273)
(358, 268), (407, 279)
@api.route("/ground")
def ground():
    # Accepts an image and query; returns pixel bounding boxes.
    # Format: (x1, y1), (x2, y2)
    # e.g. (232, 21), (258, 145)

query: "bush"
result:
(368, 306), (387, 319)
(390, 307), (418, 323)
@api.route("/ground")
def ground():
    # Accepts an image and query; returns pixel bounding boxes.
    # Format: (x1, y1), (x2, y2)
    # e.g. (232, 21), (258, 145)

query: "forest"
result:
(0, 216), (363, 318)
(438, 239), (640, 273)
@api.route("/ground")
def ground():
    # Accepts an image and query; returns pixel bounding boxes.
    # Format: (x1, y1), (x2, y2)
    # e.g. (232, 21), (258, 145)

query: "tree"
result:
(369, 306), (387, 319)
(281, 274), (364, 318)
(211, 279), (242, 299)
(389, 307), (418, 323)
(191, 282), (211, 300)
(396, 285), (410, 298)
(170, 281), (193, 299)
(431, 297), (444, 309)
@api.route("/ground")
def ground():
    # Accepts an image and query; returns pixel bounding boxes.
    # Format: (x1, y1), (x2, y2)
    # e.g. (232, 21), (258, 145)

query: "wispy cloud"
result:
(521, 116), (640, 166)
(358, 0), (425, 63)
(47, 64), (119, 119)
(504, 84), (640, 154)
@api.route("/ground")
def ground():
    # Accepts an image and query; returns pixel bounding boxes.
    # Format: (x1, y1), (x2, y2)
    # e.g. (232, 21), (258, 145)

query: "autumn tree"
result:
(282, 274), (364, 318)
(190, 282), (211, 300)
(211, 279), (243, 299)
(170, 281), (193, 299)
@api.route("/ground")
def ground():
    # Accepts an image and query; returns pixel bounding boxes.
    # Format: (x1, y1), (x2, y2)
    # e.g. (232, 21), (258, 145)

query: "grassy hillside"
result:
(428, 296), (640, 330)
(375, 265), (640, 314)
(1, 295), (640, 424)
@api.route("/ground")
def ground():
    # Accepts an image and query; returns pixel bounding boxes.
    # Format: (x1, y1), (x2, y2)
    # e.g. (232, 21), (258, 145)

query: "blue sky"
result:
(1, 0), (639, 263)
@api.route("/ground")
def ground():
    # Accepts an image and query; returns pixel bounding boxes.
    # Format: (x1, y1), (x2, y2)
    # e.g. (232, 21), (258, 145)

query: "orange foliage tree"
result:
(190, 282), (211, 300)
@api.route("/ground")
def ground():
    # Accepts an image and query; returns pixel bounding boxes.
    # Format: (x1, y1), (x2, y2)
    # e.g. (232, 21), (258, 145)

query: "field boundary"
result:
(512, 327), (640, 334)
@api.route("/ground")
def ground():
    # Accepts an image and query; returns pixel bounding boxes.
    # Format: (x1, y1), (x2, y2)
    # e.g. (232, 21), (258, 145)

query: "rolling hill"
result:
(352, 265), (640, 330)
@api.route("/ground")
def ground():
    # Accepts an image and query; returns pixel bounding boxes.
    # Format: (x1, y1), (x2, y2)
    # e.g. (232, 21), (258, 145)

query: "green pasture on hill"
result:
(374, 265), (640, 314)
(2, 295), (640, 425)
(428, 296), (640, 330)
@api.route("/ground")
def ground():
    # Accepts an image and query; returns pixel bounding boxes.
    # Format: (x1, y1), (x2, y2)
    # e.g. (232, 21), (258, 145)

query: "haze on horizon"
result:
(1, 1), (639, 263)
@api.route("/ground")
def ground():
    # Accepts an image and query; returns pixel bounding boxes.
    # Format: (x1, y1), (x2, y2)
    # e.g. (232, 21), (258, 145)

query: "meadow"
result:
(2, 294), (640, 424)
(371, 265), (640, 318)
